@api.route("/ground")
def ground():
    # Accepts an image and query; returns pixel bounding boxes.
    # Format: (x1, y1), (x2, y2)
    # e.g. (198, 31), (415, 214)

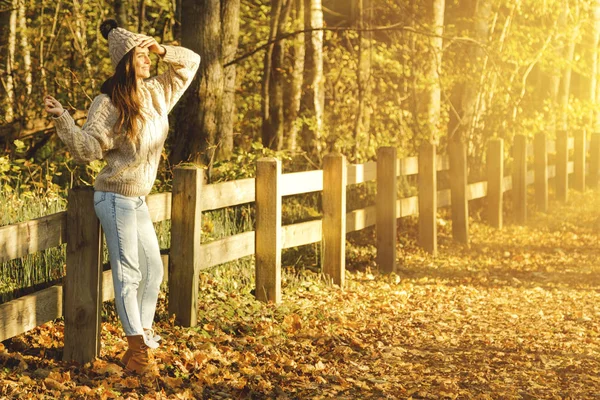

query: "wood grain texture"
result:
(168, 166), (203, 327)
(0, 212), (66, 263)
(376, 147), (397, 273)
(418, 142), (437, 255)
(63, 187), (102, 364)
(255, 158), (281, 303)
(487, 139), (504, 229)
(322, 153), (346, 286)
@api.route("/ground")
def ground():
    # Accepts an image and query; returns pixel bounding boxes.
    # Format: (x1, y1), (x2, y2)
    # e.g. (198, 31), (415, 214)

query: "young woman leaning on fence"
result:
(43, 19), (200, 374)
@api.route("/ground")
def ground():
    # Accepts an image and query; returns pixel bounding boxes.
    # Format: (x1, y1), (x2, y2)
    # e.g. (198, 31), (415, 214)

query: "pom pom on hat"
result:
(100, 18), (146, 69)
(100, 19), (118, 40)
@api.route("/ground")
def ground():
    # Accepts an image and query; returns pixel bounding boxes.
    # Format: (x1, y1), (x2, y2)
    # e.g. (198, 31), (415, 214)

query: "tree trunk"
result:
(262, 0), (292, 150)
(172, 0), (223, 178)
(283, 0), (304, 151)
(448, 0), (490, 145)
(138, 0), (146, 33)
(558, 2), (578, 132)
(4, 0), (17, 123)
(219, 0), (240, 159)
(299, 0), (324, 161)
(173, 0), (181, 42)
(72, 0), (95, 90)
(352, 0), (372, 161)
(421, 0), (445, 144)
(18, 0), (32, 97)
(590, 0), (600, 131)
(261, 0), (284, 149)
(114, 0), (128, 29)
(551, 0), (569, 132)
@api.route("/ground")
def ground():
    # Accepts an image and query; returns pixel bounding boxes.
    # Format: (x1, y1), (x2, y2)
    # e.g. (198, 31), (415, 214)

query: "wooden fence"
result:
(0, 132), (598, 364)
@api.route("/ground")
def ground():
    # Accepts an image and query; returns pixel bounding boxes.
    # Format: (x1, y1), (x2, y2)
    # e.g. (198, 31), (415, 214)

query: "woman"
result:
(44, 19), (200, 373)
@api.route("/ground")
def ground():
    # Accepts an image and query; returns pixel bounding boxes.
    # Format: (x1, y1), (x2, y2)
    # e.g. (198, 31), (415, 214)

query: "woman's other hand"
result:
(44, 95), (65, 117)
(138, 36), (166, 56)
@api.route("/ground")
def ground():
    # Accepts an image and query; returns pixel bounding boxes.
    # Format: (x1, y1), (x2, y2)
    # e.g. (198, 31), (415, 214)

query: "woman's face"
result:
(134, 47), (151, 79)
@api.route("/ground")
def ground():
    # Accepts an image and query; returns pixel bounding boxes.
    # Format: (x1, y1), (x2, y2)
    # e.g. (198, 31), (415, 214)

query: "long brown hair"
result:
(100, 48), (144, 140)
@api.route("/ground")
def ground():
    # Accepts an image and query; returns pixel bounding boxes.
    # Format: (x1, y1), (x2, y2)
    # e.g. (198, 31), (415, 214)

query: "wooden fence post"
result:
(534, 133), (548, 212)
(513, 134), (527, 225)
(487, 138), (503, 229)
(255, 158), (282, 303)
(590, 132), (600, 189)
(63, 187), (102, 364)
(168, 166), (203, 327)
(322, 153), (347, 286)
(449, 138), (468, 243)
(574, 130), (586, 191)
(418, 142), (437, 255)
(376, 147), (397, 273)
(556, 130), (569, 202)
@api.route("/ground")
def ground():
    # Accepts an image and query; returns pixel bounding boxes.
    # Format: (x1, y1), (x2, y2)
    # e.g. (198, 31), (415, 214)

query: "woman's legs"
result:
(93, 191), (146, 337)
(135, 197), (164, 332)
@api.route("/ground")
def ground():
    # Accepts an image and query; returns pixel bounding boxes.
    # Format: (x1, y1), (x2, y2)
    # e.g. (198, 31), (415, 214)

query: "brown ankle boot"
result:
(123, 335), (153, 374)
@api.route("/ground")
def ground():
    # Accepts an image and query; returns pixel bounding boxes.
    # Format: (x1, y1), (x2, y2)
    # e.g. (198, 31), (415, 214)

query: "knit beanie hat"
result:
(100, 19), (145, 69)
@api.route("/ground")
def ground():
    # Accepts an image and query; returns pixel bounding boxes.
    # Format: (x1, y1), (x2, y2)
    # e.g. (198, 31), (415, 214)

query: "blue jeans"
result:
(93, 191), (164, 337)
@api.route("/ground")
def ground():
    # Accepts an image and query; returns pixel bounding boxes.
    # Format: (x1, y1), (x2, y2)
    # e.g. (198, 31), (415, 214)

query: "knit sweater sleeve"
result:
(149, 45), (201, 113)
(53, 94), (116, 163)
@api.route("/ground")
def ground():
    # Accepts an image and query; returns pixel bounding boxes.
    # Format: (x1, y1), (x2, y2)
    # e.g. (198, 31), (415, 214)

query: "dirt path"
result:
(1, 190), (600, 399)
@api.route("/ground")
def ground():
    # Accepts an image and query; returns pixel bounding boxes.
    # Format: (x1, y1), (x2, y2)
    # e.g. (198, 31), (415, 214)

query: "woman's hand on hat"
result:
(44, 95), (65, 117)
(138, 36), (165, 56)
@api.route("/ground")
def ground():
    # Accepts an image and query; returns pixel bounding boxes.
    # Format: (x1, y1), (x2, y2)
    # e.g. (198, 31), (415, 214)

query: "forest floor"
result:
(1, 190), (600, 399)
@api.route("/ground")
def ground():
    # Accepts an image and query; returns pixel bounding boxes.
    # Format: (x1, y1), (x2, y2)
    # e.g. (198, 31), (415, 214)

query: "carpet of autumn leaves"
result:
(2, 189), (600, 399)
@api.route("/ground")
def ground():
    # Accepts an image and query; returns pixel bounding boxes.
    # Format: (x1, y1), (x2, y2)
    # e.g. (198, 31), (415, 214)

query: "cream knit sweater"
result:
(53, 45), (200, 197)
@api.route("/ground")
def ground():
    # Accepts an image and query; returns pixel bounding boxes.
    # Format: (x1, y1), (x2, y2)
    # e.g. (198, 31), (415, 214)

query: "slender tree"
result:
(282, 0), (305, 152)
(4, 0), (17, 123)
(421, 0), (445, 144)
(299, 0), (324, 161)
(262, 0), (293, 150)
(352, 0), (372, 160)
(17, 0), (31, 97)
(114, 0), (128, 28)
(220, 0), (240, 158)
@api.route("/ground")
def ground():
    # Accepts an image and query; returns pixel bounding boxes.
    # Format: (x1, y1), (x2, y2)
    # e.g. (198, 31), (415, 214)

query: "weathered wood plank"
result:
(146, 192), (172, 222)
(513, 135), (527, 225)
(467, 181), (487, 200)
(574, 130), (586, 191)
(63, 187), (102, 364)
(202, 178), (255, 211)
(280, 170), (324, 196)
(282, 220), (322, 249)
(201, 232), (255, 269)
(418, 142), (437, 255)
(346, 206), (376, 233)
(397, 196), (418, 218)
(0, 212), (66, 263)
(556, 131), (569, 202)
(590, 133), (600, 189)
(347, 161), (377, 185)
(0, 285), (63, 342)
(449, 139), (468, 243)
(255, 158), (282, 303)
(323, 154), (347, 286)
(487, 139), (504, 229)
(169, 166), (203, 327)
(397, 154), (449, 177)
(377, 147), (398, 273)
(534, 133), (548, 212)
